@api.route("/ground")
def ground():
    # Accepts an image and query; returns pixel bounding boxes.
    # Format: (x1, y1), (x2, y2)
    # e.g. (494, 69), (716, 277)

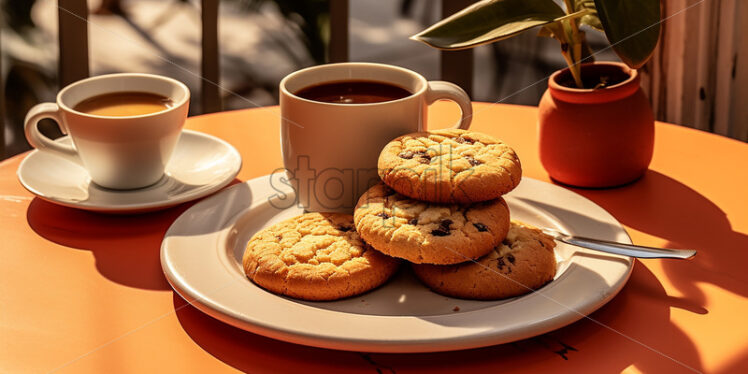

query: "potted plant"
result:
(412, 0), (661, 188)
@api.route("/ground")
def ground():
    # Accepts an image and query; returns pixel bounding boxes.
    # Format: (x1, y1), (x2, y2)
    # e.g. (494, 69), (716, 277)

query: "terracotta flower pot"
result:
(538, 62), (654, 188)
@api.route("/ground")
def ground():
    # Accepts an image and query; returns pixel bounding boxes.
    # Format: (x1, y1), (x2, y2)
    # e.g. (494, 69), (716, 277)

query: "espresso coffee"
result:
(74, 92), (174, 116)
(295, 80), (411, 104)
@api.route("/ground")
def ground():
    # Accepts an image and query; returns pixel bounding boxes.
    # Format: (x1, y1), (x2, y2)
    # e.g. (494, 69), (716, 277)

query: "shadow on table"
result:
(173, 261), (704, 373)
(173, 293), (373, 373)
(566, 170), (748, 308)
(25, 179), (243, 291)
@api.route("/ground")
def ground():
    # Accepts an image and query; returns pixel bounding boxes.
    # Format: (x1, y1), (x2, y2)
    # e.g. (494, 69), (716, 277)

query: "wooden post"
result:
(440, 0), (474, 97)
(58, 0), (90, 86)
(1, 28), (5, 159)
(714, 0), (748, 140)
(329, 0), (349, 63)
(640, 0), (748, 141)
(201, 0), (221, 113)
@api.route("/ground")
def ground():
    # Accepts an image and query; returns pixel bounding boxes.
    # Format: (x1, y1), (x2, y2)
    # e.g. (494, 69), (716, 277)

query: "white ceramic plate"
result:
(17, 130), (241, 214)
(161, 174), (633, 353)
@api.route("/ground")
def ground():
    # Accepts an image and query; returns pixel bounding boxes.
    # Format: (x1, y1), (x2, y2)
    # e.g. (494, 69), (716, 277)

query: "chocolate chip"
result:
(464, 155), (482, 166)
(507, 253), (515, 264)
(409, 218), (418, 225)
(473, 222), (488, 232)
(455, 136), (475, 144)
(502, 239), (511, 246)
(431, 228), (450, 236)
(402, 149), (430, 161)
(496, 256), (512, 273)
(337, 226), (352, 232)
(376, 212), (390, 219)
(398, 150), (414, 159)
(431, 219), (452, 236)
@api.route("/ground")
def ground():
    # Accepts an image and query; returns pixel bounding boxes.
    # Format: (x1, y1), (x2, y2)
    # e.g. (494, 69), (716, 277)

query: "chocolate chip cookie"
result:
(412, 220), (557, 300)
(378, 129), (522, 203)
(243, 212), (400, 301)
(354, 183), (510, 265)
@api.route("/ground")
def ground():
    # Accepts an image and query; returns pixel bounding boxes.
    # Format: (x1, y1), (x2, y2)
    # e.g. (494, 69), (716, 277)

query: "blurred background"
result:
(1, 0), (745, 158)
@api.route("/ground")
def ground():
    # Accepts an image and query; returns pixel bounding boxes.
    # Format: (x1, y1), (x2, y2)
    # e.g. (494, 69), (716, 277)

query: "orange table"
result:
(2, 102), (747, 373)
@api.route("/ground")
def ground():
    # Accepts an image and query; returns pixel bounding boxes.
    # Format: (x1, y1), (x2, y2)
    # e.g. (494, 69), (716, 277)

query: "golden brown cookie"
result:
(354, 183), (510, 265)
(243, 213), (400, 301)
(378, 129), (522, 203)
(412, 220), (557, 300)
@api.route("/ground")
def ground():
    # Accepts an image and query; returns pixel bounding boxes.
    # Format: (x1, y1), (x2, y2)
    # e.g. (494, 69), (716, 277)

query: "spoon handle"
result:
(541, 228), (697, 259)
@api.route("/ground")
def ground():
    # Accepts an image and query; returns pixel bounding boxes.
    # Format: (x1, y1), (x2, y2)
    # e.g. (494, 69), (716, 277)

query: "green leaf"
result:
(594, 0), (661, 68)
(537, 21), (564, 41)
(574, 0), (603, 31)
(537, 25), (555, 38)
(573, 0), (597, 10)
(411, 0), (566, 50)
(580, 13), (603, 31)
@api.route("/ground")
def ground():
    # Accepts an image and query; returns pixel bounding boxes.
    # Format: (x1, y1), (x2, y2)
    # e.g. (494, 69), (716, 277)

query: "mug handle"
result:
(24, 103), (80, 163)
(423, 81), (473, 130)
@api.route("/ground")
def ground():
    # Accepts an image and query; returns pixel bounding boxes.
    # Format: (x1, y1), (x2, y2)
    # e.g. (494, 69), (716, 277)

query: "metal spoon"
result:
(541, 228), (697, 260)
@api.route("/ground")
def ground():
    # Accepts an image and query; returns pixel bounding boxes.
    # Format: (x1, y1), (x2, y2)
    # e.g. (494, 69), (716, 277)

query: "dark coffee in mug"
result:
(294, 80), (411, 104)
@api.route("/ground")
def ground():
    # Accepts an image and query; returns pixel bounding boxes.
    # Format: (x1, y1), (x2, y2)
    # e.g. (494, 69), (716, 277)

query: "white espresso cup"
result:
(24, 73), (190, 190)
(279, 62), (472, 212)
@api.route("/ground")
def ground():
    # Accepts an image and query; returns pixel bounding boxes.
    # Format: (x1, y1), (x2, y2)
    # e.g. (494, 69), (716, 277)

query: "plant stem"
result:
(562, 0), (584, 88)
(565, 1), (582, 63)
(560, 47), (583, 88)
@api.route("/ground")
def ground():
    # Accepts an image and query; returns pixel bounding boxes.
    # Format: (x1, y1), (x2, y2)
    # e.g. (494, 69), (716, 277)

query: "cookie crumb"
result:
(453, 306), (461, 312)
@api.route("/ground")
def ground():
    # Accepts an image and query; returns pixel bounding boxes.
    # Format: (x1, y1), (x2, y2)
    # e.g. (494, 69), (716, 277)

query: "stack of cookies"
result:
(242, 129), (557, 302)
(354, 129), (557, 300)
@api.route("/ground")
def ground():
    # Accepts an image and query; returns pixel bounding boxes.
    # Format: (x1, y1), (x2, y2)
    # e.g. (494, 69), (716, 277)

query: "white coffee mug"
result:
(24, 73), (190, 189)
(279, 62), (472, 212)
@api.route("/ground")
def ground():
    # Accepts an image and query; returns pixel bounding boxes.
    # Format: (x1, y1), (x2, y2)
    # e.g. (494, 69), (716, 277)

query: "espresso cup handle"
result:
(24, 103), (80, 163)
(424, 81), (473, 130)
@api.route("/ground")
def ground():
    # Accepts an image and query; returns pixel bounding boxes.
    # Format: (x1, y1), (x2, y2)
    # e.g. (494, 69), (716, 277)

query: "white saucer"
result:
(17, 130), (242, 214)
(161, 174), (634, 353)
